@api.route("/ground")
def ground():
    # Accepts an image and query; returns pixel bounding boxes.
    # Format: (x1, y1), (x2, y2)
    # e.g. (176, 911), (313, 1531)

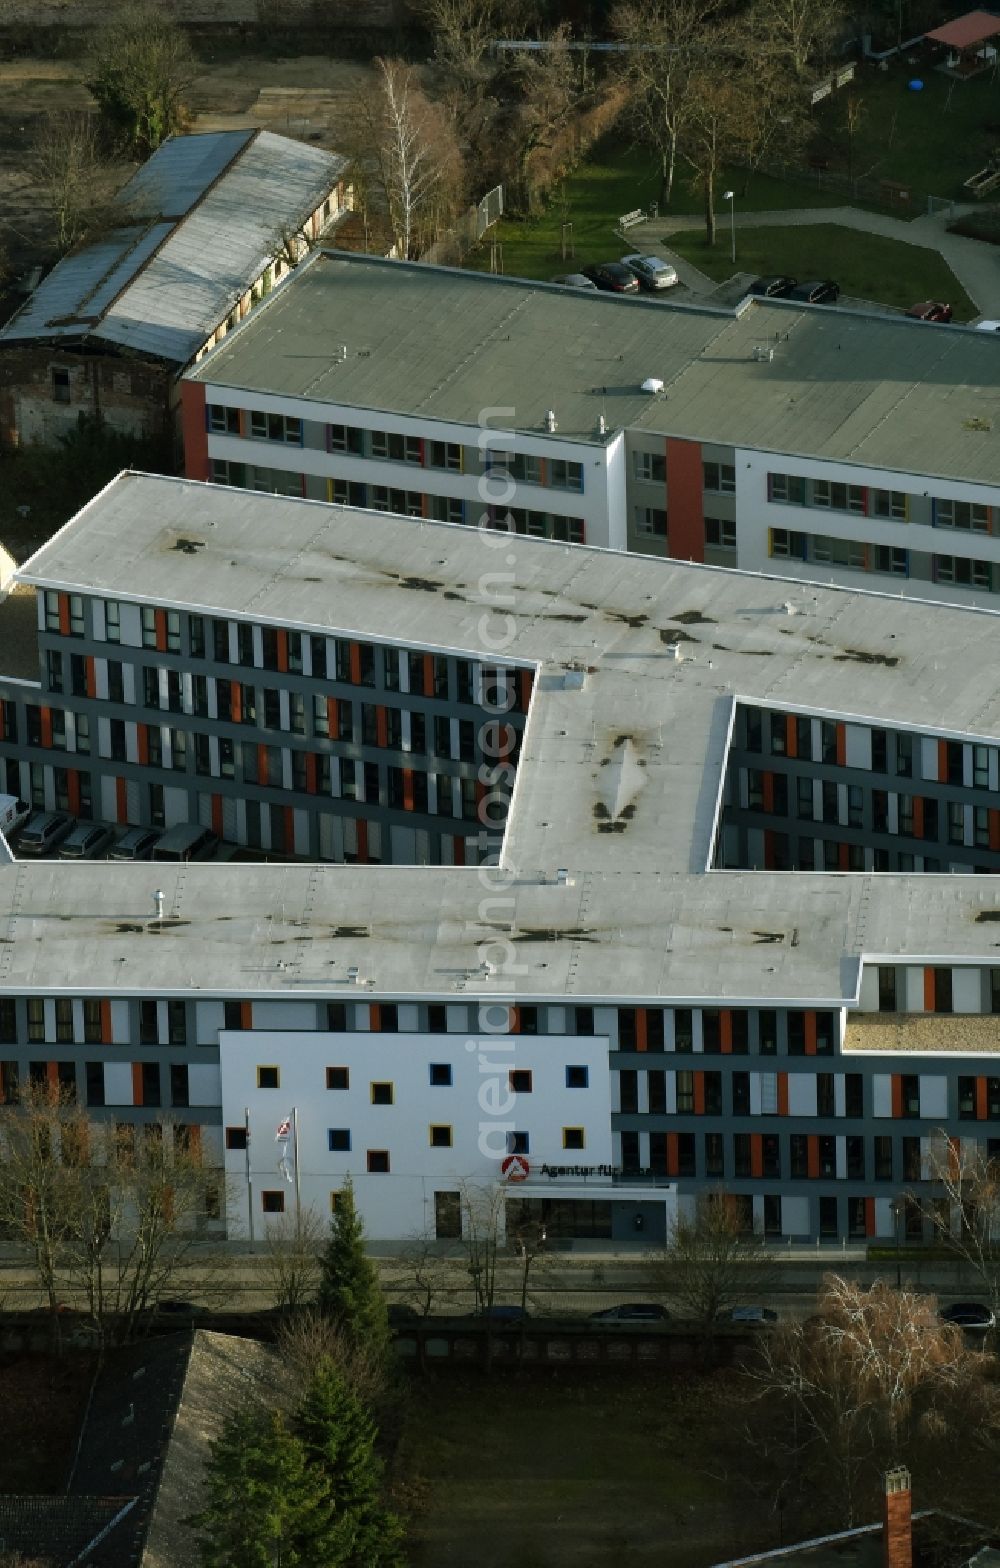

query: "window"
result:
(548, 459), (583, 492)
(429, 1125), (453, 1147)
(635, 506), (667, 538)
(262, 1190), (285, 1213)
(770, 527), (806, 559)
(371, 1081), (393, 1105)
(257, 1065), (280, 1089)
(250, 410), (302, 444)
(563, 1127), (585, 1150)
(935, 554), (993, 590)
(677, 1071), (695, 1113)
(367, 1150), (390, 1173)
(936, 498), (990, 533)
(55, 999), (73, 1044)
(845, 1074), (863, 1118)
(769, 473), (806, 505)
(872, 489), (908, 520)
(731, 1073), (750, 1115)
(812, 479), (865, 514)
(328, 1129), (351, 1151)
(170, 1064), (189, 1108)
(208, 403), (241, 434)
(428, 440), (462, 470)
(704, 461), (736, 494)
(874, 1136), (893, 1180)
(225, 1126), (248, 1150)
(326, 1067), (349, 1090)
(508, 1131), (529, 1155)
(705, 517), (736, 549)
(878, 966), (896, 1013)
(510, 1069), (533, 1093)
(674, 1009), (693, 1053)
(52, 367), (71, 403)
(85, 1062), (104, 1108)
(705, 1132), (724, 1177)
(566, 1065), (589, 1088)
(429, 1063), (453, 1087)
(901, 1074), (920, 1117)
(932, 968), (953, 1014)
(634, 451), (666, 483)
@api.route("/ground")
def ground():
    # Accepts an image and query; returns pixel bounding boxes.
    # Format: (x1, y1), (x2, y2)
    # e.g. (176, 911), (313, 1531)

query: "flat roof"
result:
(188, 250), (1000, 489)
(7, 471), (1000, 1002)
(0, 132), (346, 365)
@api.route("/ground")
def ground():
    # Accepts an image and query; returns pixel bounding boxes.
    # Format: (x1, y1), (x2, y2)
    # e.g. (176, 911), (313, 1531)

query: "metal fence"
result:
(743, 156), (960, 218)
(420, 185), (504, 267)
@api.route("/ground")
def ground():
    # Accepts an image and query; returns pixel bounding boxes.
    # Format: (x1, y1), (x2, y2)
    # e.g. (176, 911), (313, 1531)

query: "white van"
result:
(0, 794), (30, 841)
(151, 824), (219, 863)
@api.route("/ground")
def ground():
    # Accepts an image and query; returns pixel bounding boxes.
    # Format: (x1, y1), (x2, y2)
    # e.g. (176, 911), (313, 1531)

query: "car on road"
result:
(907, 300), (952, 323)
(589, 1303), (670, 1322)
(58, 821), (116, 860)
(16, 811), (75, 856)
(939, 1302), (995, 1331)
(109, 827), (163, 861)
(748, 275), (797, 298)
(976, 319), (1000, 332)
(551, 272), (598, 290)
(621, 253), (679, 290)
(581, 261), (640, 294)
(787, 280), (840, 305)
(731, 1306), (779, 1326)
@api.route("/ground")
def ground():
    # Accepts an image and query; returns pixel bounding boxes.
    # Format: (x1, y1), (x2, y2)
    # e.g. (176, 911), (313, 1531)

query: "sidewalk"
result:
(627, 203), (1000, 317)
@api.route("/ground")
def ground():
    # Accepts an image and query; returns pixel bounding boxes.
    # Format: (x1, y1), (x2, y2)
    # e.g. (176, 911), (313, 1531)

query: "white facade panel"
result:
(188, 1063), (222, 1106)
(919, 1075), (948, 1120)
(844, 724), (870, 770)
(781, 1195), (810, 1236)
(787, 1075), (817, 1118)
(872, 1074), (893, 1118)
(119, 602), (142, 647)
(904, 967), (926, 1012)
(250, 1001), (318, 1030)
(104, 1062), (134, 1106)
(953, 968), (982, 1014)
(920, 736), (939, 782)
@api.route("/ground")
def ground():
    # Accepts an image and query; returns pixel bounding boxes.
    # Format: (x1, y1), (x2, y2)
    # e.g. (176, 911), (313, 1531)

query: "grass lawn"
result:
(465, 137), (846, 283)
(665, 222), (976, 318)
(811, 61), (1000, 203)
(397, 1371), (772, 1568)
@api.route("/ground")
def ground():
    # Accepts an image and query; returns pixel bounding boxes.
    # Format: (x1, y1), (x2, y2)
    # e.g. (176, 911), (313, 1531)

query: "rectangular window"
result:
(250, 410), (302, 445)
(705, 517), (736, 549)
(429, 1125), (453, 1147)
(367, 1150), (390, 1173)
(811, 479), (865, 514)
(52, 367), (71, 404)
(872, 489), (908, 520)
(635, 506), (667, 539)
(634, 451), (666, 483)
(769, 527), (806, 559)
(704, 461), (736, 494)
(769, 473), (806, 506)
(936, 498), (990, 533)
(326, 1067), (349, 1090)
(328, 1129), (351, 1151)
(55, 998), (73, 1044)
(257, 1065), (280, 1089)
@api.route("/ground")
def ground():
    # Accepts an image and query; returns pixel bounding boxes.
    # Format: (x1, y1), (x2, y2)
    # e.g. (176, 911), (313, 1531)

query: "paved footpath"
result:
(627, 203), (1000, 317)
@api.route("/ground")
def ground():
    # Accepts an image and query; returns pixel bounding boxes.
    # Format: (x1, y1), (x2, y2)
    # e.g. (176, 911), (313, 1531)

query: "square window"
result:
(328, 1129), (351, 1151)
(371, 1081), (394, 1105)
(225, 1126), (248, 1150)
(563, 1127), (585, 1150)
(367, 1149), (390, 1173)
(566, 1065), (589, 1088)
(326, 1067), (349, 1090)
(429, 1125), (453, 1148)
(508, 1131), (529, 1155)
(257, 1065), (280, 1089)
(429, 1063), (453, 1086)
(330, 1190), (341, 1212)
(510, 1069), (533, 1093)
(262, 1190), (285, 1213)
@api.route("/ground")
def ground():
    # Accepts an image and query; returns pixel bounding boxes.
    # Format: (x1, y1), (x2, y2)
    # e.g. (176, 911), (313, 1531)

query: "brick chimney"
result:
(883, 1466), (913, 1568)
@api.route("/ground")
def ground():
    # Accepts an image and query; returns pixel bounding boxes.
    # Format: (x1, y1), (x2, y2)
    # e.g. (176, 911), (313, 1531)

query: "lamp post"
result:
(891, 1196), (904, 1289)
(723, 189), (736, 265)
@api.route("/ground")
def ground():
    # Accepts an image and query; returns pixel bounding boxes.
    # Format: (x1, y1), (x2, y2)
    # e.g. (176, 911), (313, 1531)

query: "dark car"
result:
(787, 280), (840, 305)
(480, 1304), (528, 1324)
(58, 822), (116, 860)
(155, 1298), (206, 1318)
(16, 810), (75, 856)
(731, 1305), (779, 1326)
(109, 826), (163, 861)
(551, 272), (599, 291)
(581, 262), (640, 294)
(907, 300), (952, 323)
(748, 275), (797, 298)
(589, 1303), (670, 1322)
(939, 1302), (995, 1331)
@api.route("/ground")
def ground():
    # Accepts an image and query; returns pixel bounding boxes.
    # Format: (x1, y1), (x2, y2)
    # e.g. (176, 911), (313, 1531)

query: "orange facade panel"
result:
(664, 438), (704, 562)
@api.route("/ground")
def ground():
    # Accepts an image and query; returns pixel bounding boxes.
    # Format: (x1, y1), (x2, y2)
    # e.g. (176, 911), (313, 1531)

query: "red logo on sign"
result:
(501, 1154), (530, 1182)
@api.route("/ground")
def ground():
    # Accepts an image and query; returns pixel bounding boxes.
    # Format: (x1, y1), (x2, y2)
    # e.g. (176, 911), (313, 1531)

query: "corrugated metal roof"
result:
(0, 130), (347, 366)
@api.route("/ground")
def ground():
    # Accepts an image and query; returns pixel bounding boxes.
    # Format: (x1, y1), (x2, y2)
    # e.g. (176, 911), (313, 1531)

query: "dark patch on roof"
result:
(330, 924), (371, 938)
(975, 911), (1000, 922)
(171, 539), (205, 555)
(671, 609), (716, 625)
(752, 930), (784, 944)
(398, 576), (442, 593)
(660, 626), (699, 643)
(513, 927), (597, 943)
(834, 648), (900, 668)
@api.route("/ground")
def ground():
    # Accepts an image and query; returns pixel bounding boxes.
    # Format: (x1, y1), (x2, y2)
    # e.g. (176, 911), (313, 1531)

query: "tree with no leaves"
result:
(915, 1134), (1000, 1332)
(500, 24), (580, 213)
(648, 1192), (776, 1336)
(31, 112), (112, 254)
(750, 0), (846, 81)
(88, 4), (196, 159)
(350, 57), (463, 260)
(262, 1204), (324, 1316)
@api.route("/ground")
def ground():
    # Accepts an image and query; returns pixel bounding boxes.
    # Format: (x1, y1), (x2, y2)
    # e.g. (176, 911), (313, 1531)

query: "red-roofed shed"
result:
(925, 9), (1000, 50)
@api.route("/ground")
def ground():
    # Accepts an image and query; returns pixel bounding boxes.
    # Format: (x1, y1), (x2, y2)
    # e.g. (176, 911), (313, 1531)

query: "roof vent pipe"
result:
(153, 889), (164, 922)
(545, 409), (558, 432)
(641, 377), (664, 394)
(597, 413), (607, 436)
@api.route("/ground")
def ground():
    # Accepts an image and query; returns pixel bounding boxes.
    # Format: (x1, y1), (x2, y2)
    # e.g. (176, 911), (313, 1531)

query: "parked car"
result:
(480, 1304), (529, 1324)
(975, 318), (1000, 332)
(748, 275), (797, 298)
(581, 261), (640, 294)
(589, 1303), (670, 1322)
(58, 821), (116, 860)
(151, 824), (219, 863)
(731, 1306), (779, 1326)
(109, 826), (163, 861)
(0, 794), (30, 842)
(155, 1299), (207, 1318)
(16, 811), (74, 856)
(939, 1302), (995, 1331)
(787, 280), (840, 304)
(551, 272), (598, 290)
(907, 300), (952, 323)
(621, 253), (679, 290)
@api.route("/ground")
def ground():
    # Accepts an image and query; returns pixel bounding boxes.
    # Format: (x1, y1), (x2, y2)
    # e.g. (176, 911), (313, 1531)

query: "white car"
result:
(621, 253), (679, 291)
(975, 319), (1000, 332)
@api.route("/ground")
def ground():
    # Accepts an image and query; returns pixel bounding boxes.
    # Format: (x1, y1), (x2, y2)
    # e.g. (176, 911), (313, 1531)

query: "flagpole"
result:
(292, 1105), (302, 1232)
(245, 1105), (255, 1254)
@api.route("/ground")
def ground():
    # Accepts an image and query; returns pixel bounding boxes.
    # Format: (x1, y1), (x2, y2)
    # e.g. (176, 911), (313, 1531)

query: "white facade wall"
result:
(219, 1028), (612, 1240)
(735, 448), (1000, 608)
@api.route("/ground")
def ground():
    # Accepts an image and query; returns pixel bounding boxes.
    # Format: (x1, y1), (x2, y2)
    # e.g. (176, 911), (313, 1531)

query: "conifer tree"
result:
(316, 1177), (391, 1360)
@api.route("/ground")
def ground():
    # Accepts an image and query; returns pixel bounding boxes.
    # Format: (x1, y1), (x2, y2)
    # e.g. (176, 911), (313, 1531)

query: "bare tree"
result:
(275, 1308), (392, 1413)
(749, 1275), (973, 1525)
(88, 3), (196, 159)
(0, 1082), (82, 1333)
(31, 113), (113, 255)
(500, 25), (579, 213)
(915, 1135), (1000, 1331)
(351, 58), (464, 260)
(393, 1232), (461, 1318)
(612, 0), (724, 208)
(750, 0), (846, 80)
(416, 0), (499, 96)
(261, 1206), (324, 1316)
(648, 1193), (776, 1338)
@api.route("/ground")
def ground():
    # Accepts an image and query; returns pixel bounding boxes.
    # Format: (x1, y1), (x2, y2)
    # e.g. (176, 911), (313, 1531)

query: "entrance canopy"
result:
(925, 10), (1000, 50)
